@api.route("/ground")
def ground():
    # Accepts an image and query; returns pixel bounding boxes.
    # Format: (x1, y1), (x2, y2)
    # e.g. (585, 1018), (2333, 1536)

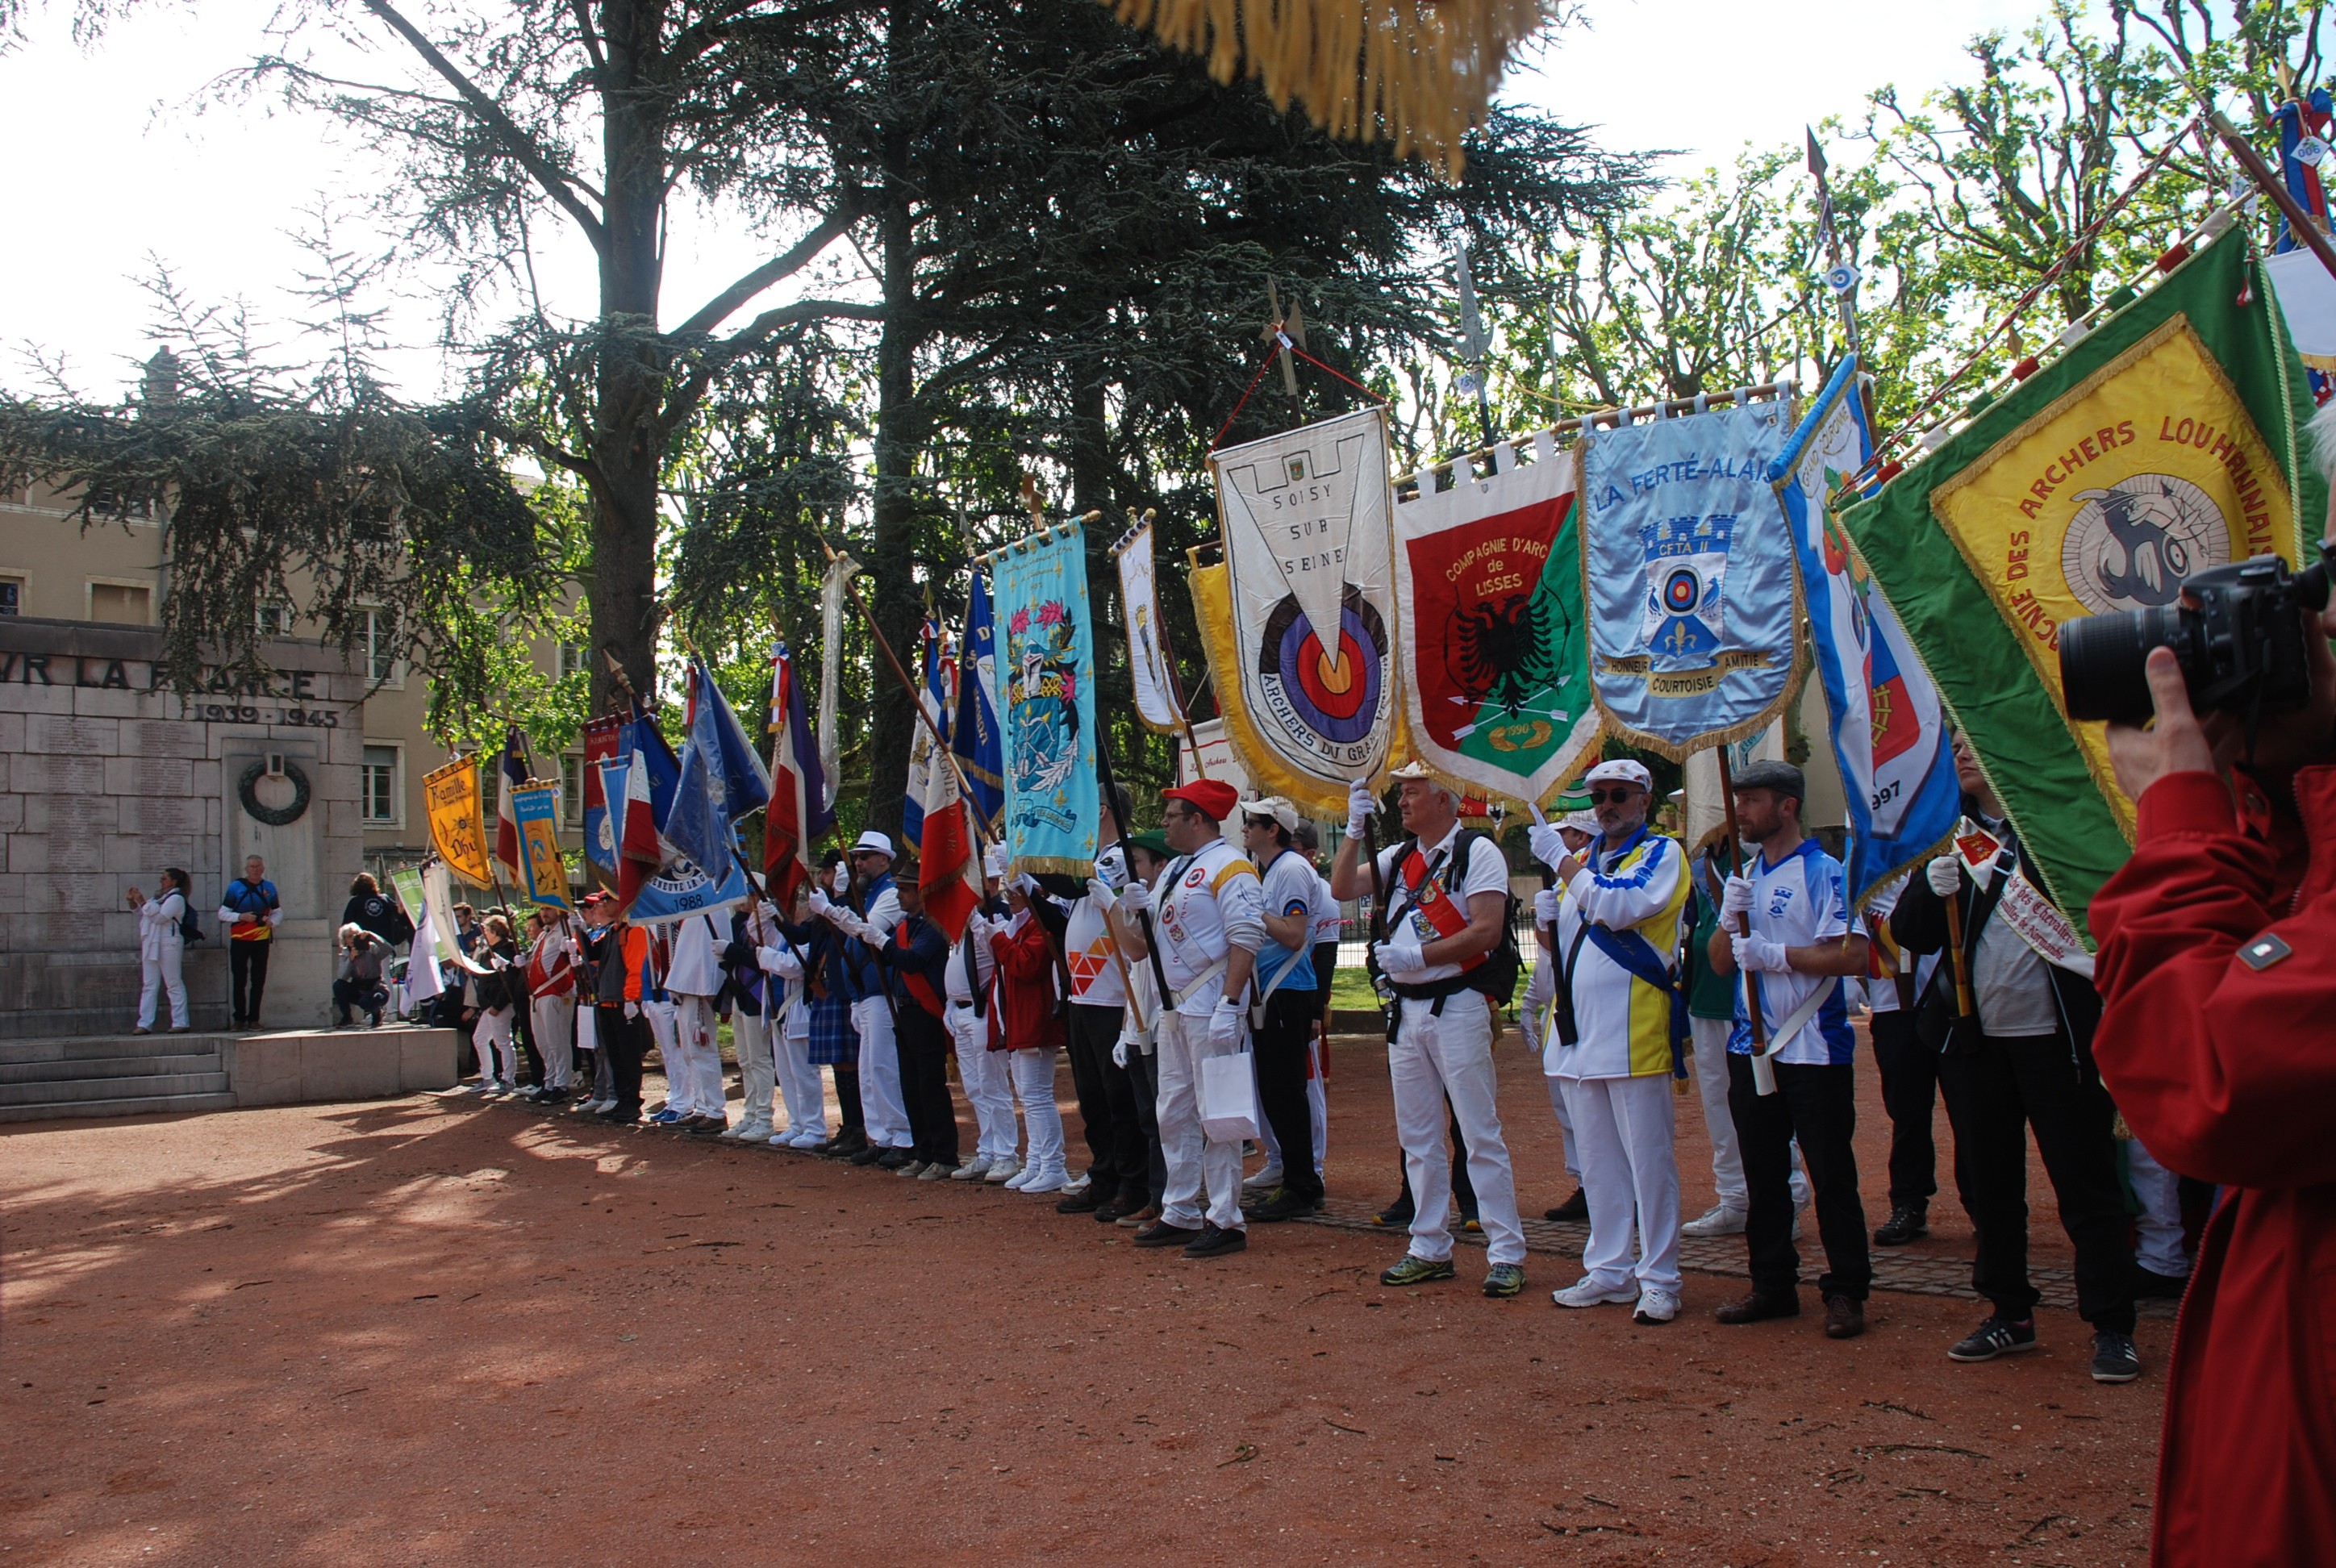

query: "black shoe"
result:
(1248, 1188), (1324, 1224)
(849, 1144), (887, 1166)
(1714, 1290), (1802, 1324)
(1132, 1220), (1203, 1249)
(1183, 1222), (1248, 1258)
(596, 1107), (637, 1124)
(1873, 1203), (1929, 1246)
(1545, 1188), (1589, 1224)
(1824, 1294), (1867, 1340)
(1095, 1191), (1149, 1224)
(1948, 1314), (2038, 1362)
(2089, 1330), (2142, 1383)
(1372, 1199), (1415, 1227)
(824, 1131), (870, 1158)
(1055, 1186), (1107, 1216)
(874, 1148), (915, 1170)
(2133, 1267), (2189, 1300)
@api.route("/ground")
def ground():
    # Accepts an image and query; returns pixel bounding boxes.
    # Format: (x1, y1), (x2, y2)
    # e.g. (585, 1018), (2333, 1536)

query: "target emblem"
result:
(1662, 565), (1704, 615)
(1260, 586), (1388, 748)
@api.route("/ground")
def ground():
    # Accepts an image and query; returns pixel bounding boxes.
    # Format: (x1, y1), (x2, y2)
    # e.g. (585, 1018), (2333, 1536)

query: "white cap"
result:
(1584, 758), (1653, 791)
(853, 829), (895, 857)
(1558, 810), (1601, 836)
(1238, 794), (1299, 833)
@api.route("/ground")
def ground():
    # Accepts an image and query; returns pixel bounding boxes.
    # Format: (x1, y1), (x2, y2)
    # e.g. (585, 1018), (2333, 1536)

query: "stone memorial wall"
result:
(0, 617), (366, 1037)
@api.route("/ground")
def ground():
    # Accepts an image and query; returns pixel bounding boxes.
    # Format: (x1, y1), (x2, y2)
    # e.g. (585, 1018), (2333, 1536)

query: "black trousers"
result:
(1869, 1009), (1940, 1210)
(1728, 1054), (1872, 1302)
(230, 941), (271, 1024)
(1937, 1031), (2136, 1332)
(1254, 988), (1323, 1199)
(332, 978), (387, 1023)
(832, 1064), (866, 1136)
(600, 1004), (650, 1117)
(1123, 1040), (1164, 1206)
(1066, 1002), (1145, 1196)
(897, 1007), (960, 1166)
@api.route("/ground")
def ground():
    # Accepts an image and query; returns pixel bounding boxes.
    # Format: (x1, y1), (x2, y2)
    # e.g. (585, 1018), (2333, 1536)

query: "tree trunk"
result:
(863, 70), (921, 840)
(588, 0), (670, 717)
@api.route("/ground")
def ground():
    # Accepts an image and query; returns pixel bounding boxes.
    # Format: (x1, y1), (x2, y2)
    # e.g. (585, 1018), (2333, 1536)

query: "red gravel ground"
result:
(1, 1028), (2164, 1566)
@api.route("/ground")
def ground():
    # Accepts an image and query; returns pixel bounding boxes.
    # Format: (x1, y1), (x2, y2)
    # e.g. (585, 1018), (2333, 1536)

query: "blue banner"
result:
(628, 845), (750, 927)
(511, 782), (572, 909)
(1771, 359), (1960, 904)
(1579, 396), (1803, 757)
(992, 523), (1099, 878)
(952, 573), (1005, 836)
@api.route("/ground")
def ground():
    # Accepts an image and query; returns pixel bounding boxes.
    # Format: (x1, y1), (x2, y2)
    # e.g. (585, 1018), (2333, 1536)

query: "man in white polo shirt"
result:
(1331, 761), (1528, 1299)
(1706, 759), (1874, 1341)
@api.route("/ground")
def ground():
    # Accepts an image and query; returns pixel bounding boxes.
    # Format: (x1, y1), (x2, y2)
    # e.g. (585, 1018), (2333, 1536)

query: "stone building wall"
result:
(0, 617), (366, 1037)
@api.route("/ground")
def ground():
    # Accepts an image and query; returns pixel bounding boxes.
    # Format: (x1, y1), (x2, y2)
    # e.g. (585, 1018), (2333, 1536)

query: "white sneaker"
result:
(732, 1122), (774, 1143)
(789, 1129), (828, 1149)
(1551, 1278), (1639, 1309)
(952, 1156), (993, 1182)
(1680, 1203), (1748, 1237)
(1021, 1167), (1067, 1194)
(1633, 1288), (1680, 1324)
(1003, 1163), (1035, 1191)
(1062, 1172), (1092, 1195)
(767, 1132), (794, 1149)
(986, 1159), (1022, 1186)
(1241, 1165), (1285, 1192)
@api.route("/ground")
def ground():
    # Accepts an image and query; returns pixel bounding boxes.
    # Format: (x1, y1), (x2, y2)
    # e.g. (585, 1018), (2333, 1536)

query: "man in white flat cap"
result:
(811, 829), (917, 1167)
(1332, 761), (1529, 1299)
(1528, 757), (1692, 1324)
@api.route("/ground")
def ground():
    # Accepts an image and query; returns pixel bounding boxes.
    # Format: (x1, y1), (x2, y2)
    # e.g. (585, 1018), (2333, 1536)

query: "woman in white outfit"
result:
(127, 868), (192, 1034)
(469, 913), (523, 1093)
(662, 910), (730, 1132)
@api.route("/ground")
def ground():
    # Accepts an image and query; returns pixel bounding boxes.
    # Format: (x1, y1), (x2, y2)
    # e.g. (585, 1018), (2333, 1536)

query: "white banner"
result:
(1112, 520), (1185, 736)
(1208, 406), (1399, 804)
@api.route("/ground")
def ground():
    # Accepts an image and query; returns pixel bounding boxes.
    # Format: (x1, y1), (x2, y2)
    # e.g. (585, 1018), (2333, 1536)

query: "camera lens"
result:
(2059, 605), (2190, 722)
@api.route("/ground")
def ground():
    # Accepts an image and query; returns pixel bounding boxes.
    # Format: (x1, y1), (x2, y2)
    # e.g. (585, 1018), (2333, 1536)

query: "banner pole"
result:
(1714, 747), (1776, 1095)
(2205, 106), (2336, 286)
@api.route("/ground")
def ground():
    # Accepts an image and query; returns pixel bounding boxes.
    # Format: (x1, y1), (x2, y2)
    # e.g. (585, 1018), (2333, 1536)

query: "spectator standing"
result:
(342, 873), (415, 950)
(219, 855), (282, 1028)
(127, 869), (193, 1034)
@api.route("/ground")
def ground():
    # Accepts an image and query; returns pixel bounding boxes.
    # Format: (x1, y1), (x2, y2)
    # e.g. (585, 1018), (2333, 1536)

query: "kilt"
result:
(807, 992), (858, 1067)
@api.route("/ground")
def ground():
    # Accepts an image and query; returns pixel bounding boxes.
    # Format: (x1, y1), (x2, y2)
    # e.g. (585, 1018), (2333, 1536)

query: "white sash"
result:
(1954, 818), (2095, 981)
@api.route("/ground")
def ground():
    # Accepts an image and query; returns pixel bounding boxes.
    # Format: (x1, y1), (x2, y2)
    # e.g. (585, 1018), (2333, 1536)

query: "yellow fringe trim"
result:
(1102, 0), (1549, 177)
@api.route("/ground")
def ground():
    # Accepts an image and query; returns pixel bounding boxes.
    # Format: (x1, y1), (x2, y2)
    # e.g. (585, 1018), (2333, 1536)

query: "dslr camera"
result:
(2059, 541), (2334, 725)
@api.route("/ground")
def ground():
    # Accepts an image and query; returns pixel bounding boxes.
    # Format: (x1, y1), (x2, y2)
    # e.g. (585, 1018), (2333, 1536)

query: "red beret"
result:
(1162, 779), (1240, 822)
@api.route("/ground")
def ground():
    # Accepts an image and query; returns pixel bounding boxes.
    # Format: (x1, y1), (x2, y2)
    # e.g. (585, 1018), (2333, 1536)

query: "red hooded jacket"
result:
(2088, 765), (2336, 1568)
(987, 912), (1065, 1053)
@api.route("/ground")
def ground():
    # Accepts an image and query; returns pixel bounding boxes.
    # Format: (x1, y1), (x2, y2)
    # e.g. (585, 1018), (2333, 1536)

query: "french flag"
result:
(764, 642), (832, 910)
(616, 708), (681, 910)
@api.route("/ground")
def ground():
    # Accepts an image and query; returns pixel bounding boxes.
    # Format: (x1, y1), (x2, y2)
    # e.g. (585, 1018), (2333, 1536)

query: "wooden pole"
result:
(1714, 748), (1775, 1094)
(2206, 106), (2336, 285)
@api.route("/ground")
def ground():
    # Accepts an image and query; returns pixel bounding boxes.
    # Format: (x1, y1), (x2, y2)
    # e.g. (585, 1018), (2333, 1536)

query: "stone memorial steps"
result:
(0, 1033), (238, 1123)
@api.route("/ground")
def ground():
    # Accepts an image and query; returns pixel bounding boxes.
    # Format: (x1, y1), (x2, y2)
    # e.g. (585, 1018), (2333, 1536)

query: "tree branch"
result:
(674, 199), (866, 337)
(358, 0), (608, 252)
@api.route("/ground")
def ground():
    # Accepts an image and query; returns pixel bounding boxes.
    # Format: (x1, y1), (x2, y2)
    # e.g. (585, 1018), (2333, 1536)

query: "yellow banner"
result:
(423, 756), (494, 887)
(1929, 317), (2300, 832)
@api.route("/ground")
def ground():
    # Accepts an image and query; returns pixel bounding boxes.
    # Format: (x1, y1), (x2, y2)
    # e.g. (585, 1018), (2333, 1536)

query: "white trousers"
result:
(137, 944), (188, 1030)
(642, 997), (680, 1104)
(1690, 1015), (1747, 1208)
(949, 1003), (1018, 1160)
(2127, 1137), (2189, 1278)
(475, 1006), (517, 1086)
(1155, 1009), (1245, 1232)
(1557, 1072), (1683, 1295)
(1007, 1047), (1066, 1177)
(729, 1006), (777, 1133)
(774, 1019), (827, 1140)
(530, 994), (575, 1090)
(851, 995), (911, 1149)
(1541, 1074), (1583, 1182)
(1389, 990), (1525, 1265)
(672, 995), (727, 1118)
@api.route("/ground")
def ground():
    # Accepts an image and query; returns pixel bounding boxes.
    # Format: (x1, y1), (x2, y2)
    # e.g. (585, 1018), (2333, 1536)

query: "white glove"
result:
(1533, 888), (1561, 924)
(1085, 878), (1118, 911)
(1731, 932), (1791, 974)
(1012, 872), (1040, 898)
(755, 945), (783, 973)
(1926, 855), (1960, 897)
(1529, 823), (1567, 872)
(1120, 881), (1152, 916)
(1374, 936), (1426, 980)
(832, 864), (849, 893)
(1345, 777), (1375, 839)
(1209, 997), (1244, 1050)
(1722, 874), (1755, 921)
(1098, 847), (1128, 891)
(984, 844), (1010, 880)
(1112, 1035), (1130, 1068)
(623, 1000), (640, 1020)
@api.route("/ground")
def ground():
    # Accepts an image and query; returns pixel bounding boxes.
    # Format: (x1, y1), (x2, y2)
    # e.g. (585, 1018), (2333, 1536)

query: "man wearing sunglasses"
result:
(1528, 759), (1692, 1324)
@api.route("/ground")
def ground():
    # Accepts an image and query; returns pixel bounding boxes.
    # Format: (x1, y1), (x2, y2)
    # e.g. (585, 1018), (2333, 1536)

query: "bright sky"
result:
(0, 0), (2050, 400)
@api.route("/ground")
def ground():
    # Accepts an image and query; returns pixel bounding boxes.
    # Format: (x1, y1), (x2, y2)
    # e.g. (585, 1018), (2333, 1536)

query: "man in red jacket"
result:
(2089, 527), (2336, 1567)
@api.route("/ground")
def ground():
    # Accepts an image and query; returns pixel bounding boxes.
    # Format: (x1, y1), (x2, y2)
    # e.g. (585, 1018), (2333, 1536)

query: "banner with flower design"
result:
(992, 520), (1100, 878)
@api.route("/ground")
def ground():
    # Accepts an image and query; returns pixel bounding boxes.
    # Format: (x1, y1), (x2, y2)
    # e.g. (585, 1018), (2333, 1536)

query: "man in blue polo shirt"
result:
(1706, 760), (1874, 1341)
(219, 855), (282, 1028)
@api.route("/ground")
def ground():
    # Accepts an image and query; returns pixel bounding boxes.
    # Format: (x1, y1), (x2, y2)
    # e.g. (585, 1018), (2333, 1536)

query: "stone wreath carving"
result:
(237, 758), (311, 827)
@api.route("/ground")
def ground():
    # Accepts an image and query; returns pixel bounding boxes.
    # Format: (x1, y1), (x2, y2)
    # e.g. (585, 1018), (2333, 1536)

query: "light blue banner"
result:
(1579, 397), (1802, 757)
(629, 850), (749, 928)
(993, 522), (1099, 878)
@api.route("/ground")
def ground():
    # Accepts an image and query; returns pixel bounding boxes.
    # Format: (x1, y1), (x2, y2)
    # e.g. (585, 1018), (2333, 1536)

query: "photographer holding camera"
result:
(2083, 436), (2336, 1561)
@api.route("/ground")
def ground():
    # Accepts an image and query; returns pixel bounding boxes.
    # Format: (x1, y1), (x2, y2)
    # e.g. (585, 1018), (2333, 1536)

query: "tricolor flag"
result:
(765, 640), (832, 909)
(667, 657), (773, 879)
(494, 727), (531, 884)
(917, 738), (980, 943)
(901, 617), (947, 848)
(950, 573), (1004, 837)
(617, 707), (682, 910)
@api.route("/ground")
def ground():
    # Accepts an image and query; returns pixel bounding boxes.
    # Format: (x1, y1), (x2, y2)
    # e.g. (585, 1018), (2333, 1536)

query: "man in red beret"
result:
(1116, 778), (1264, 1258)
